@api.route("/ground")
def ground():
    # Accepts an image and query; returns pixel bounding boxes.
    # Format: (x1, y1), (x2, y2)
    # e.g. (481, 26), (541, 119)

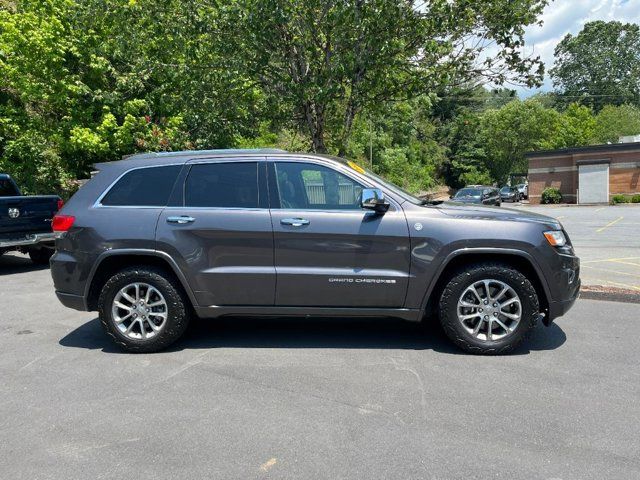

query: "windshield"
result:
(351, 165), (423, 204)
(454, 188), (482, 198)
(500, 187), (511, 193)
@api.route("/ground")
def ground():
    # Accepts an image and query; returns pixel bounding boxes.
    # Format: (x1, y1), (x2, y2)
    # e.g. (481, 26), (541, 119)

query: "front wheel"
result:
(438, 263), (539, 355)
(98, 266), (191, 353)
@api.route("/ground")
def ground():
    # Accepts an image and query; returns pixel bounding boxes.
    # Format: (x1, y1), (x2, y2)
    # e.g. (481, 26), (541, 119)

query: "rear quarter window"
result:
(100, 165), (181, 206)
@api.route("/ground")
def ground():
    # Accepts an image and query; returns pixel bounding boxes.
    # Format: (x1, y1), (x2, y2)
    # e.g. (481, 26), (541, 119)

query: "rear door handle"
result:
(280, 218), (310, 227)
(167, 216), (195, 225)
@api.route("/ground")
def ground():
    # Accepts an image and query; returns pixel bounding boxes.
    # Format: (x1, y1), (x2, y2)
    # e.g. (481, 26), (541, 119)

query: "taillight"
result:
(57, 198), (65, 211)
(52, 215), (75, 232)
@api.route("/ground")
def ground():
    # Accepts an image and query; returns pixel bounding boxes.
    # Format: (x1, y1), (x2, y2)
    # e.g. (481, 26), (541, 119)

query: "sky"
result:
(516, 0), (640, 97)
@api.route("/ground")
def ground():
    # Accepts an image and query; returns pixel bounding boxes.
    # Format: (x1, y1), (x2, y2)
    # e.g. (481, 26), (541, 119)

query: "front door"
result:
(156, 159), (275, 307)
(268, 159), (411, 308)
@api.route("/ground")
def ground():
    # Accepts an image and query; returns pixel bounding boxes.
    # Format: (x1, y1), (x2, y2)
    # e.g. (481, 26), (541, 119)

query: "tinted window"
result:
(455, 188), (482, 197)
(185, 162), (259, 208)
(274, 162), (364, 210)
(0, 178), (19, 196)
(101, 165), (181, 206)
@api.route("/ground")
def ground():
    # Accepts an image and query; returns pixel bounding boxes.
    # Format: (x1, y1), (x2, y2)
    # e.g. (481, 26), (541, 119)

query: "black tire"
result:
(438, 262), (539, 355)
(98, 266), (191, 353)
(28, 247), (54, 265)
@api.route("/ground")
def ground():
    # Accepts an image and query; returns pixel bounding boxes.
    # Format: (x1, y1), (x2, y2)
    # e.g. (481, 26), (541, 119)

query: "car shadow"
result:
(0, 253), (48, 275)
(59, 316), (566, 355)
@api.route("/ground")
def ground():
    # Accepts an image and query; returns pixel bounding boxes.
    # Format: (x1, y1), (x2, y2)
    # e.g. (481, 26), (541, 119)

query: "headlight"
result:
(543, 230), (567, 247)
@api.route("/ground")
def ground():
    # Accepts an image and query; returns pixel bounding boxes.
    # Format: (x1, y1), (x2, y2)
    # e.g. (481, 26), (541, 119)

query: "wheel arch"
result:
(422, 249), (551, 320)
(85, 249), (197, 311)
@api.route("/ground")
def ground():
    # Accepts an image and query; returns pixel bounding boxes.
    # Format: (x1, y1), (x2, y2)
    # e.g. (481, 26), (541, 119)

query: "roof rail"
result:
(122, 148), (288, 160)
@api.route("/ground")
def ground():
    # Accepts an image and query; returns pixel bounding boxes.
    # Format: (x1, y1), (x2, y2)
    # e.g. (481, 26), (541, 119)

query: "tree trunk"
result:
(303, 101), (327, 153)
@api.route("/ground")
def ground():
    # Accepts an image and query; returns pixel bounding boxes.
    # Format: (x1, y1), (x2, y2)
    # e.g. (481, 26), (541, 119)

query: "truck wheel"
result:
(438, 263), (539, 355)
(98, 266), (190, 353)
(28, 247), (54, 265)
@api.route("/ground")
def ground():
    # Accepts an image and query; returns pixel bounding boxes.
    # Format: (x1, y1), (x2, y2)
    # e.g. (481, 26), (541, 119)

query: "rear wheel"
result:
(438, 263), (539, 355)
(28, 246), (54, 265)
(98, 266), (190, 353)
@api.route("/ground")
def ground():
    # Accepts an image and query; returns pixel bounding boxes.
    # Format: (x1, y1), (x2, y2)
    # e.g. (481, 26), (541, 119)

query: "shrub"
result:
(541, 187), (562, 204)
(611, 194), (631, 204)
(631, 194), (640, 203)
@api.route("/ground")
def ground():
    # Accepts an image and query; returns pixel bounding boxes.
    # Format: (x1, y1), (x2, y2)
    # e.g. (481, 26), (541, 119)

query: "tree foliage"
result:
(1, 3), (638, 198)
(551, 20), (640, 110)
(222, 0), (548, 154)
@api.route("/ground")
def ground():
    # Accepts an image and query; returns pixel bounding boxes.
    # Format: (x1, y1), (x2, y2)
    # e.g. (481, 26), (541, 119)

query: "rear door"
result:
(156, 158), (275, 307)
(268, 158), (411, 308)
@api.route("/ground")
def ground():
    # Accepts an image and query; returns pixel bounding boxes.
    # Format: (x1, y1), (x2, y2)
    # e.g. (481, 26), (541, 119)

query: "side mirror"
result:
(361, 188), (390, 213)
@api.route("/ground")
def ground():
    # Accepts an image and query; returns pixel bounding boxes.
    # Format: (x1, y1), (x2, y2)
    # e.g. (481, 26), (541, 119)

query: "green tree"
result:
(593, 104), (640, 144)
(224, 0), (548, 155)
(479, 99), (561, 183)
(551, 21), (640, 110)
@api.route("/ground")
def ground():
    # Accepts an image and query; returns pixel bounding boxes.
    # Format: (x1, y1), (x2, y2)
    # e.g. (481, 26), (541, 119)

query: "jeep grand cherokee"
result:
(50, 149), (580, 354)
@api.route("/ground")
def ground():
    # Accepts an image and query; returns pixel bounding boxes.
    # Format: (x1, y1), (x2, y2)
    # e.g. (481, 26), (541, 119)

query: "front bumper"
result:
(0, 232), (60, 249)
(546, 279), (580, 325)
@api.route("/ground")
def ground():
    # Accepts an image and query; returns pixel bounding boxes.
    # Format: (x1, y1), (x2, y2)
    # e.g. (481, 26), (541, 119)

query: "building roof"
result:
(525, 141), (640, 158)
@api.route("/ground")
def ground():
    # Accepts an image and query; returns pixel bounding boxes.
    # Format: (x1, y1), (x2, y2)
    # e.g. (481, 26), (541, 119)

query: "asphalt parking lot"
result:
(513, 204), (640, 291)
(1, 254), (640, 479)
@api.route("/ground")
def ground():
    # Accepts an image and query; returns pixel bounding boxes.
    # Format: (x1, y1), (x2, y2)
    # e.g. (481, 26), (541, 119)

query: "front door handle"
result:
(280, 217), (310, 227)
(167, 215), (196, 225)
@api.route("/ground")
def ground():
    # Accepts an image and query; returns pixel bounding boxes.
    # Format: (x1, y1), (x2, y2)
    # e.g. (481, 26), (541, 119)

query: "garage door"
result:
(579, 164), (609, 204)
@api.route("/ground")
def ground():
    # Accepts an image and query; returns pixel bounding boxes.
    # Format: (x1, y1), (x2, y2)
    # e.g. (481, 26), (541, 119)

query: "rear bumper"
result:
(0, 232), (59, 249)
(55, 291), (88, 311)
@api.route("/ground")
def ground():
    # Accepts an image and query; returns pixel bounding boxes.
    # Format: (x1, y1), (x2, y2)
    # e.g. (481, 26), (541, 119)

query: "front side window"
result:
(185, 162), (259, 208)
(101, 165), (181, 206)
(274, 162), (364, 210)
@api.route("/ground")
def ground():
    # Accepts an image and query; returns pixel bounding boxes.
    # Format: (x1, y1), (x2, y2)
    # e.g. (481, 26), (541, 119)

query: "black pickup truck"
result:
(0, 173), (62, 264)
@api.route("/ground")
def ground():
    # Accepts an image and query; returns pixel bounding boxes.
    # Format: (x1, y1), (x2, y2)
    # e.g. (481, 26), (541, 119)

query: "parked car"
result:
(516, 183), (528, 200)
(0, 173), (63, 264)
(451, 186), (501, 206)
(50, 149), (580, 355)
(500, 186), (520, 203)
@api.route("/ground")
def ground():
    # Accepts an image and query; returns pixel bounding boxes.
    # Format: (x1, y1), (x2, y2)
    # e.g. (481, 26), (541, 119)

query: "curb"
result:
(579, 287), (640, 304)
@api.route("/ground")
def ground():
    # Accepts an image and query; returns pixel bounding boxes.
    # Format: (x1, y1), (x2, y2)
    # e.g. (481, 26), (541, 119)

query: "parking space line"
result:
(604, 280), (640, 292)
(611, 259), (640, 268)
(595, 207), (606, 212)
(582, 256), (640, 264)
(556, 216), (565, 220)
(596, 216), (623, 233)
(582, 275), (640, 290)
(582, 265), (640, 279)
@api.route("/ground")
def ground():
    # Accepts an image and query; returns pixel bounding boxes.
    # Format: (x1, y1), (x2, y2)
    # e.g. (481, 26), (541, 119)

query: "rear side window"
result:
(101, 165), (181, 206)
(185, 162), (259, 208)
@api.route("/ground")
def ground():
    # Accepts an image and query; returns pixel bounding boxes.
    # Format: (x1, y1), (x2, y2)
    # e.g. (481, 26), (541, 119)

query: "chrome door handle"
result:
(167, 216), (195, 225)
(280, 218), (310, 227)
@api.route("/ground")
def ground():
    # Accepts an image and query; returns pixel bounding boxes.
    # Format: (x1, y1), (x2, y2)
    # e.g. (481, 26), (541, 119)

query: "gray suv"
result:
(51, 149), (580, 354)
